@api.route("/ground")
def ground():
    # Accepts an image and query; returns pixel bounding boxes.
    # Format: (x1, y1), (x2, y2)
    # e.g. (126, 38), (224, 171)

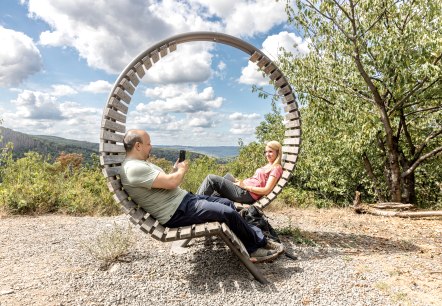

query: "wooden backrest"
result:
(99, 32), (301, 224)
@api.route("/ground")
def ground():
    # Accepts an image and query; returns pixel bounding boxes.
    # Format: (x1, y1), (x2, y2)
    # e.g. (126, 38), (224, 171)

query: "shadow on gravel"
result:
(181, 238), (302, 293)
(281, 230), (420, 260)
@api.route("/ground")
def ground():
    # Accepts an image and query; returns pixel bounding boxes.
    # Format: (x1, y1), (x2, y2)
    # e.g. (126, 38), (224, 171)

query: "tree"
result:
(279, 0), (442, 204)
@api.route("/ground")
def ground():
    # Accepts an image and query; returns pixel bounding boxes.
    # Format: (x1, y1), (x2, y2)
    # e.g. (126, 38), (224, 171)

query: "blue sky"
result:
(0, 0), (308, 146)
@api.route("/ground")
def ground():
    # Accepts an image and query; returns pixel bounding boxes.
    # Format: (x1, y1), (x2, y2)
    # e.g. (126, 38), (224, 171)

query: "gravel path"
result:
(0, 209), (441, 305)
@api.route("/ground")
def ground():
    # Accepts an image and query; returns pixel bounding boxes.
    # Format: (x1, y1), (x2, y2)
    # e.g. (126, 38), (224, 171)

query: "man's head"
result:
(123, 129), (152, 160)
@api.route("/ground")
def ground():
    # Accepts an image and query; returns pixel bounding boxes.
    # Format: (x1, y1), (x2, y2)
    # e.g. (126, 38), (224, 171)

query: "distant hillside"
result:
(157, 145), (239, 159)
(0, 127), (238, 164)
(0, 127), (98, 163)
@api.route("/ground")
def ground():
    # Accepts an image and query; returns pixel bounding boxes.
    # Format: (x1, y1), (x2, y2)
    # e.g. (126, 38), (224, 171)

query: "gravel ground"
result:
(0, 208), (441, 306)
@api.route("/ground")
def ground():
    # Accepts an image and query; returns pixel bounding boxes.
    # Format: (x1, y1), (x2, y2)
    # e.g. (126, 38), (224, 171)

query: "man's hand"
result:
(152, 160), (189, 189)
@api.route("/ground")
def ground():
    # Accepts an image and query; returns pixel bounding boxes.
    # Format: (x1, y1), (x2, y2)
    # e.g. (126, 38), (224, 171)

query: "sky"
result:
(0, 0), (308, 146)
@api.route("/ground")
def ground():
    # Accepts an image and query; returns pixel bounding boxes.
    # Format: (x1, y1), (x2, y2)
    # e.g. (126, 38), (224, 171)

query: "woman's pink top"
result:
(243, 165), (283, 200)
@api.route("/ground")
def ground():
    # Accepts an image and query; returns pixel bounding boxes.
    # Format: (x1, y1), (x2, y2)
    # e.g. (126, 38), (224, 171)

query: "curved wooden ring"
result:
(99, 31), (301, 220)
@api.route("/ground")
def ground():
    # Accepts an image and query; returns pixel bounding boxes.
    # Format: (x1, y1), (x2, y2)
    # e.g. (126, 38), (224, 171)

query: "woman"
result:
(197, 141), (283, 204)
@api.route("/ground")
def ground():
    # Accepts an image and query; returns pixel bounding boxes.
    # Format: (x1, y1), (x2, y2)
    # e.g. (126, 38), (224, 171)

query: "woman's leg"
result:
(197, 174), (255, 203)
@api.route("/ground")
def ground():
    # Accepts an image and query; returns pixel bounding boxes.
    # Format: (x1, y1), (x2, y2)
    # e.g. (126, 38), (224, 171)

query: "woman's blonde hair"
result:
(266, 140), (282, 167)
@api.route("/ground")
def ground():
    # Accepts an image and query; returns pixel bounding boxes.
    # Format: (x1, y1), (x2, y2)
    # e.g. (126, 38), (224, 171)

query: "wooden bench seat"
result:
(100, 32), (301, 284)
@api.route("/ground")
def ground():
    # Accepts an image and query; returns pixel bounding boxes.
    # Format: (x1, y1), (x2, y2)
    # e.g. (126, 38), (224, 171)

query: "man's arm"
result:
(151, 161), (189, 189)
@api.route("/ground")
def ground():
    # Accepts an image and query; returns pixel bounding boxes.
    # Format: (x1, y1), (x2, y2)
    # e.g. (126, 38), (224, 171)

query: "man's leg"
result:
(196, 174), (255, 204)
(165, 194), (266, 253)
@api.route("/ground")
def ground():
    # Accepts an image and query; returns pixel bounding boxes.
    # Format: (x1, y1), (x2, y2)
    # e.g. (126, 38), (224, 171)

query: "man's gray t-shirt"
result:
(120, 158), (187, 224)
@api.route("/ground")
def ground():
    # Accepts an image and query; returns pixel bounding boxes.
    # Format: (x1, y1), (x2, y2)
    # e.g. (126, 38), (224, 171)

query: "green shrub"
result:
(81, 223), (135, 269)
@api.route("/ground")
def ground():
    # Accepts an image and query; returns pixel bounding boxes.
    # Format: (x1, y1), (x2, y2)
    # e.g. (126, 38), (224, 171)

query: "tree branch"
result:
(412, 127), (442, 161)
(402, 146), (442, 178)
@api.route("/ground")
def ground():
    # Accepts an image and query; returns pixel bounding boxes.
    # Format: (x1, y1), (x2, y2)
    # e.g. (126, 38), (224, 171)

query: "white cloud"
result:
(51, 84), (78, 96)
(238, 63), (268, 86)
(239, 31), (310, 85)
(0, 26), (42, 87)
(82, 80), (113, 93)
(229, 112), (260, 121)
(12, 90), (64, 120)
(190, 0), (287, 37)
(262, 31), (310, 60)
(3, 90), (101, 142)
(23, 0), (288, 85)
(140, 84), (223, 114)
(230, 123), (256, 135)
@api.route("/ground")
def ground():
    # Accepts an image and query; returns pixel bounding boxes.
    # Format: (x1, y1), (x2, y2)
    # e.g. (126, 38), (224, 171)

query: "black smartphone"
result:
(179, 150), (186, 162)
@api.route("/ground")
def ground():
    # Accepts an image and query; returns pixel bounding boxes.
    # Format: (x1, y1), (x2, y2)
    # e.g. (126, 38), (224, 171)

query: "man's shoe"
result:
(249, 247), (278, 263)
(264, 239), (285, 255)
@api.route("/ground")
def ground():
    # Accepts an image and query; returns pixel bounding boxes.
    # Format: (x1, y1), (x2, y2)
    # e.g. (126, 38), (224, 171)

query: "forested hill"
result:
(0, 127), (239, 163)
(0, 127), (98, 163)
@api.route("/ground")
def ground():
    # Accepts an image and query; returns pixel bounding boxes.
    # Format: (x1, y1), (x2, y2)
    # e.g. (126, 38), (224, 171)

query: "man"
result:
(120, 129), (281, 262)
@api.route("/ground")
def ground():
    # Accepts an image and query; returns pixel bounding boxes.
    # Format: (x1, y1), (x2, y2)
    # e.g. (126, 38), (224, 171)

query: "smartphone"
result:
(178, 150), (186, 162)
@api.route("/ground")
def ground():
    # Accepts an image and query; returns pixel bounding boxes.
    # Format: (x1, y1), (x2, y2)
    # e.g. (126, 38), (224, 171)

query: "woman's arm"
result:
(243, 175), (279, 196)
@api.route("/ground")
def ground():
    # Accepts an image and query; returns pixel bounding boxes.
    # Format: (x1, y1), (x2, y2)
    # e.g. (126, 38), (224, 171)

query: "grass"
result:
(81, 222), (135, 269)
(276, 221), (316, 246)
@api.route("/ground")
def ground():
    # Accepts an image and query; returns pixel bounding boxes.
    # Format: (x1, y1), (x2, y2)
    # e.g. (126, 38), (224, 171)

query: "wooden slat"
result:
(282, 145), (299, 154)
(206, 222), (221, 234)
(264, 63), (276, 75)
(278, 85), (292, 96)
(130, 208), (146, 224)
(284, 102), (298, 113)
(159, 45), (168, 57)
(180, 226), (192, 239)
(113, 188), (129, 202)
(100, 130), (124, 143)
(283, 137), (301, 145)
(119, 79), (135, 95)
(101, 119), (125, 133)
(100, 143), (125, 153)
(282, 170), (291, 179)
(102, 166), (121, 178)
(142, 56), (152, 70)
(285, 120), (301, 129)
(284, 129), (301, 137)
(257, 197), (270, 207)
(194, 224), (208, 237)
(277, 178), (288, 187)
(269, 69), (282, 81)
(151, 49), (159, 63)
(152, 224), (166, 240)
(108, 97), (129, 114)
(134, 62), (145, 78)
(275, 76), (288, 88)
(249, 51), (261, 63)
(284, 93), (296, 104)
(100, 154), (125, 165)
(165, 228), (179, 241)
(272, 185), (282, 194)
(120, 199), (137, 214)
(283, 162), (295, 171)
(168, 41), (177, 52)
(140, 217), (157, 234)
(283, 154), (298, 163)
(104, 108), (126, 123)
(285, 112), (301, 121)
(126, 70), (140, 87)
(257, 56), (270, 68)
(106, 178), (122, 191)
(267, 192), (277, 200)
(113, 87), (131, 104)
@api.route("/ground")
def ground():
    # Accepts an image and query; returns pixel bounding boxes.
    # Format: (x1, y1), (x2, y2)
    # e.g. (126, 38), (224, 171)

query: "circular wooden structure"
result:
(99, 31), (301, 232)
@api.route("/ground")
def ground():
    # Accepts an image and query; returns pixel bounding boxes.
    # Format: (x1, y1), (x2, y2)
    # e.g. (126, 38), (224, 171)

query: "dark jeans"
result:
(196, 174), (255, 204)
(164, 193), (266, 253)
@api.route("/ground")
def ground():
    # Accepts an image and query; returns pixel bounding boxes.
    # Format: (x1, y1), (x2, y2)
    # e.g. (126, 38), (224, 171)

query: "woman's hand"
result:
(233, 179), (245, 189)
